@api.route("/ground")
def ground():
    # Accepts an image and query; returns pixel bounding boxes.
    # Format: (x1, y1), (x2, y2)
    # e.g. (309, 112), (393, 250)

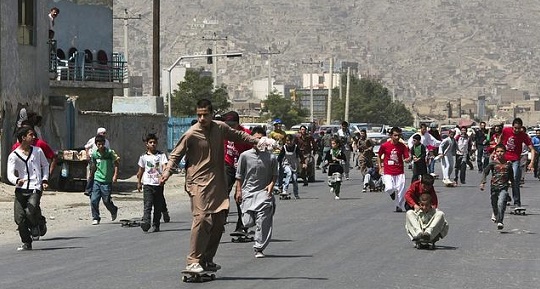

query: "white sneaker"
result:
(334, 196), (340, 200)
(185, 263), (204, 273)
(254, 251), (265, 258)
(497, 223), (504, 230)
(92, 219), (99, 225)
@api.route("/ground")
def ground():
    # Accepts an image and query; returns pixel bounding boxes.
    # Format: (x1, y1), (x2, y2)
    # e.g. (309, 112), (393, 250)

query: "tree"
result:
(171, 68), (231, 116)
(331, 75), (413, 126)
(262, 92), (309, 127)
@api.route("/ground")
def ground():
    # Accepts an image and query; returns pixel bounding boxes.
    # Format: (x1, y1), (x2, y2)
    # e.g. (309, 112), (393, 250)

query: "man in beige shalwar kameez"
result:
(161, 99), (258, 273)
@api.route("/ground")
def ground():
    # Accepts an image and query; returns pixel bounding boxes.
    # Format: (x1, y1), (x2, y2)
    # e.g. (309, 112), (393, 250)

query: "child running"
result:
(480, 144), (513, 230)
(234, 126), (278, 258)
(324, 137), (346, 200)
(277, 134), (305, 199)
(136, 133), (168, 233)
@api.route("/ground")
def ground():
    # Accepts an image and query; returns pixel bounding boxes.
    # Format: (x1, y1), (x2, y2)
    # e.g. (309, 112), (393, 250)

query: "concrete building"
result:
(302, 73), (341, 90)
(1, 0), (50, 179)
(1, 1), (166, 182)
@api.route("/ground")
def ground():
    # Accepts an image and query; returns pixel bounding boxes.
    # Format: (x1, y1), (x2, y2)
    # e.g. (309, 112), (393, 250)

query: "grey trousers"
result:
(242, 202), (275, 252)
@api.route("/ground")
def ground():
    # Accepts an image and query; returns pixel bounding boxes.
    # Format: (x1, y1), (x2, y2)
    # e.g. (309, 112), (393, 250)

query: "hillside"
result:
(112, 0), (540, 101)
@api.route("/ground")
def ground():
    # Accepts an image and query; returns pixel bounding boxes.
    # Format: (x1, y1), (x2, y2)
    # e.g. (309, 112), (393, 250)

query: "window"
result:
(18, 0), (35, 45)
(84, 49), (93, 64)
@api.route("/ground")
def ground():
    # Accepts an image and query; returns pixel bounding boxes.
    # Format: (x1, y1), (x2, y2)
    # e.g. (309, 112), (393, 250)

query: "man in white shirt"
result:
(7, 127), (50, 251)
(407, 124), (441, 150)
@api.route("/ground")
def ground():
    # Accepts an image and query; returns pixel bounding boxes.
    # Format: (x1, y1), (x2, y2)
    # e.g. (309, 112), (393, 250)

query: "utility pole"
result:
(202, 32), (228, 89)
(113, 9), (140, 97)
(259, 47), (281, 97)
(327, 57), (333, 124)
(345, 67), (351, 122)
(302, 58), (322, 122)
(152, 0), (160, 96)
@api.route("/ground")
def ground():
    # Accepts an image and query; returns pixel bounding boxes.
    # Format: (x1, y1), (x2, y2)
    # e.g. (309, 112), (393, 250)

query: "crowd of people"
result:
(7, 102), (540, 275)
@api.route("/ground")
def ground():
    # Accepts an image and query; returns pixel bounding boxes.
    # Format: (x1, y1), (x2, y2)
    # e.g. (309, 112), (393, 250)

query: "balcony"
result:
(49, 45), (126, 89)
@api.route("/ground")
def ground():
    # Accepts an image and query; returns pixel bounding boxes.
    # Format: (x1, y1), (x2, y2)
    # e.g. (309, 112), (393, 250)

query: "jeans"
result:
(534, 152), (540, 178)
(454, 154), (467, 183)
(91, 181), (118, 221)
(143, 185), (165, 226)
(282, 165), (299, 197)
(491, 189), (509, 223)
(476, 145), (485, 171)
(510, 160), (522, 206)
(14, 188), (42, 244)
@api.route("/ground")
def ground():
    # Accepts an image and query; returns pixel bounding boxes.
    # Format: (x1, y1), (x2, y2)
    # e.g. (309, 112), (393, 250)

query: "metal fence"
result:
(167, 117), (196, 151)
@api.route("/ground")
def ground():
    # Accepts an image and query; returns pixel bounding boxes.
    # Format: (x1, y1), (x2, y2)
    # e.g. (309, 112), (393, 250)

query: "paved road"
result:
(1, 166), (539, 289)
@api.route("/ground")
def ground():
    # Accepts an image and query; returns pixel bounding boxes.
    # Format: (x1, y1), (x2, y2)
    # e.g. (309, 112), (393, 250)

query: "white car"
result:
(367, 132), (389, 154)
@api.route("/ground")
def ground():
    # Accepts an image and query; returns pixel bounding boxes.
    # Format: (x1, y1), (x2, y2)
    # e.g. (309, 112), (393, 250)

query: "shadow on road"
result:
(432, 245), (459, 250)
(262, 254), (313, 258)
(41, 236), (88, 241)
(219, 276), (327, 281)
(35, 246), (83, 251)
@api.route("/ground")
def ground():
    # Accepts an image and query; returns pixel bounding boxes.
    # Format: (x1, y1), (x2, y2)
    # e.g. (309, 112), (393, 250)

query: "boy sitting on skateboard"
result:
(404, 175), (449, 247)
(480, 144), (514, 229)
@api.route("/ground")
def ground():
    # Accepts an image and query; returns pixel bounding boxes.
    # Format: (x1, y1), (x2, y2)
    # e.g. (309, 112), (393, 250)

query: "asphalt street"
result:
(1, 165), (539, 289)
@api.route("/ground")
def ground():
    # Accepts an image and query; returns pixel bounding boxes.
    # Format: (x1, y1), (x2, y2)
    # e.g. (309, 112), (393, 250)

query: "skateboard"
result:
(279, 193), (291, 200)
(444, 181), (457, 187)
(181, 270), (216, 282)
(415, 241), (436, 250)
(230, 231), (254, 243)
(510, 207), (526, 215)
(120, 218), (141, 227)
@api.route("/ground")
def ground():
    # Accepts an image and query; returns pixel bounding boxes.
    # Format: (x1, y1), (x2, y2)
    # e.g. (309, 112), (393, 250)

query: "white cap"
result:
(97, 127), (107, 134)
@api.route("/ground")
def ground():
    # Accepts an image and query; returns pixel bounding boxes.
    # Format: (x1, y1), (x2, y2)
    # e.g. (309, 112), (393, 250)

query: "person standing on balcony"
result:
(48, 7), (60, 40)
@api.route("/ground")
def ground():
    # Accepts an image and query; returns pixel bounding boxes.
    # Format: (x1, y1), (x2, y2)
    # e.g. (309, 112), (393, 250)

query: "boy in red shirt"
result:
(377, 127), (411, 212)
(498, 118), (535, 207)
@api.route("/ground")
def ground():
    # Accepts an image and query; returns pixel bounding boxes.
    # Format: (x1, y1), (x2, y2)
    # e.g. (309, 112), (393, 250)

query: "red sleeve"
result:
(11, 142), (20, 152)
(36, 139), (55, 160)
(430, 189), (439, 208)
(523, 132), (532, 146)
(402, 143), (410, 159)
(404, 181), (420, 207)
(378, 142), (386, 157)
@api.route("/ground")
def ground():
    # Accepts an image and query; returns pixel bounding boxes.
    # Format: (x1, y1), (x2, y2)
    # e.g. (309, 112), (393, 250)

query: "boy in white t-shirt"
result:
(136, 133), (169, 233)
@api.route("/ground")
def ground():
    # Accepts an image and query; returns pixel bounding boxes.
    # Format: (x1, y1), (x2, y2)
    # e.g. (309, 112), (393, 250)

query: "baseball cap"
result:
(97, 127), (107, 134)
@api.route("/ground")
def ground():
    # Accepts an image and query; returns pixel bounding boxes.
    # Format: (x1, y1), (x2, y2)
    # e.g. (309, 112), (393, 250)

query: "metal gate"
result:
(167, 117), (196, 151)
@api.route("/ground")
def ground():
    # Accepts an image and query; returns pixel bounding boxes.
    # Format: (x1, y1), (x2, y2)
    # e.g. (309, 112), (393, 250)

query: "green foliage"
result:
(171, 69), (231, 116)
(262, 92), (309, 127)
(331, 76), (413, 126)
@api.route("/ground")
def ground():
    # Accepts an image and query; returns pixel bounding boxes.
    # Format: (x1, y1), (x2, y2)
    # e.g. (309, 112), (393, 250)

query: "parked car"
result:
(367, 132), (389, 154)
(315, 124), (340, 137)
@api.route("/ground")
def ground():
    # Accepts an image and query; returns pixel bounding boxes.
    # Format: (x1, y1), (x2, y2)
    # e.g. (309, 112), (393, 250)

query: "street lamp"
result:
(166, 52), (243, 117)
(302, 58), (322, 122)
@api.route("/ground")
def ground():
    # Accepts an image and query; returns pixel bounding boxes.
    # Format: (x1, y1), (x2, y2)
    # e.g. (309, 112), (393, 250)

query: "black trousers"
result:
(142, 185), (165, 226)
(14, 188), (42, 244)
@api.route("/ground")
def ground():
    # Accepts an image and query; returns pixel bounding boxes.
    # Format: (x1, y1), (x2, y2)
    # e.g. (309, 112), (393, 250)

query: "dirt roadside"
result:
(0, 174), (189, 245)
